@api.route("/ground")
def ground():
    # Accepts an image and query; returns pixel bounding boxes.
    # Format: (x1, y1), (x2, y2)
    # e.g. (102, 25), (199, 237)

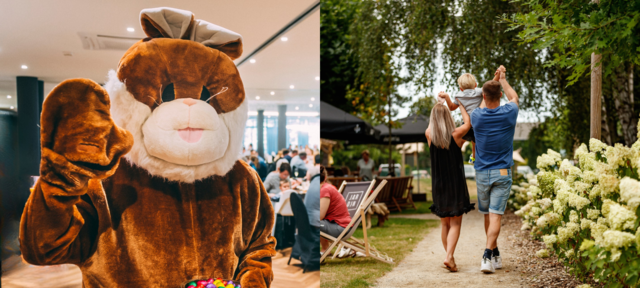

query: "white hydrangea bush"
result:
(513, 135), (640, 288)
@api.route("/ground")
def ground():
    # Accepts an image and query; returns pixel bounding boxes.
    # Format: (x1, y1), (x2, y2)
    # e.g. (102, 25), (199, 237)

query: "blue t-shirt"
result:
(304, 175), (321, 228)
(470, 102), (519, 170)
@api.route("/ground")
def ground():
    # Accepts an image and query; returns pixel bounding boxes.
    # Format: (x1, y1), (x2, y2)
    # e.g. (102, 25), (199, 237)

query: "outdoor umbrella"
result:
(320, 101), (380, 143)
(373, 113), (430, 144)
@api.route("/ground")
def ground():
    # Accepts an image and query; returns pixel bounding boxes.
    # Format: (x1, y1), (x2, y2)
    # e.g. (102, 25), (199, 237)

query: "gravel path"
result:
(374, 207), (524, 288)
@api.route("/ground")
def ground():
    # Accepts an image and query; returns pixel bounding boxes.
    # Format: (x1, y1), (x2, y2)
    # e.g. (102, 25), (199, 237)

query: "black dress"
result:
(429, 135), (475, 218)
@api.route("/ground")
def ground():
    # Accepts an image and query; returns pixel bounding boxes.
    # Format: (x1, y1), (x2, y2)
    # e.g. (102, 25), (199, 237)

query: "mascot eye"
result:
(200, 86), (211, 101)
(161, 83), (175, 103)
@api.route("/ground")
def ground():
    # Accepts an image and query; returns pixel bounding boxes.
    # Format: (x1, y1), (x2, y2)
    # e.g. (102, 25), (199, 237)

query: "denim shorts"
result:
(475, 168), (512, 215)
(320, 219), (345, 238)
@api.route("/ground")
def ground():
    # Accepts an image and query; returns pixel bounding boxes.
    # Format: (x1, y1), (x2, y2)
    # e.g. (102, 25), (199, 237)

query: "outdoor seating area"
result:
(320, 180), (394, 265)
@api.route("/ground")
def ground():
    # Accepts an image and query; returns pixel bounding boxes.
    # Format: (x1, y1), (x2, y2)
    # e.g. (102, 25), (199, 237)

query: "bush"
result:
(513, 133), (640, 287)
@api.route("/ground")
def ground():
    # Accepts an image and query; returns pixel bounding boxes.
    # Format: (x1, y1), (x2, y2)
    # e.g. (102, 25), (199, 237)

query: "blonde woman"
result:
(425, 93), (475, 272)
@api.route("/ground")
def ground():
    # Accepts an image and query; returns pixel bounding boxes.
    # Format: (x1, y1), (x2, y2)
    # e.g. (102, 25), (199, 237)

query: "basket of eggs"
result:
(182, 278), (240, 288)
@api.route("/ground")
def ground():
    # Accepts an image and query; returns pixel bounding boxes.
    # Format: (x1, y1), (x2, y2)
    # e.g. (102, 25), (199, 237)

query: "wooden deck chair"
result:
(330, 181), (375, 256)
(320, 180), (393, 264)
(391, 176), (417, 212)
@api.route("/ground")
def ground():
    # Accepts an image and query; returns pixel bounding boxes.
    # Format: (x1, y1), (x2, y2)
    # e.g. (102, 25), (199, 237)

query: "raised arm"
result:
(439, 92), (459, 111)
(499, 66), (519, 106)
(453, 103), (471, 147)
(20, 79), (133, 265)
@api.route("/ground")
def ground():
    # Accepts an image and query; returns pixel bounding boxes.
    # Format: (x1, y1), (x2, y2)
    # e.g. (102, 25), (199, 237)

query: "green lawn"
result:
(320, 217), (438, 288)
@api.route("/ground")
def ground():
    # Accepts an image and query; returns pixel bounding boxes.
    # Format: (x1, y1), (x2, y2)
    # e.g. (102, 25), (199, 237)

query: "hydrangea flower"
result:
(581, 219), (594, 230)
(542, 234), (557, 248)
(570, 210), (579, 223)
(537, 198), (552, 210)
(521, 222), (531, 231)
(558, 223), (580, 244)
(591, 218), (609, 243)
(573, 181), (590, 194)
(598, 174), (619, 197)
(620, 177), (640, 211)
(582, 171), (598, 184)
(553, 199), (566, 215)
(537, 154), (557, 170)
(536, 249), (550, 258)
(547, 149), (562, 163)
(605, 144), (633, 170)
(538, 171), (561, 197)
(587, 209), (600, 220)
(589, 138), (608, 153)
(602, 230), (635, 250)
(602, 200), (636, 231)
(565, 249), (574, 258)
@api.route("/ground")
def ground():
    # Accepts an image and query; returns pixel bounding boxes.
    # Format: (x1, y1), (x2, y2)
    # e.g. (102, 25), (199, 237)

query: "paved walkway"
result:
(375, 208), (523, 288)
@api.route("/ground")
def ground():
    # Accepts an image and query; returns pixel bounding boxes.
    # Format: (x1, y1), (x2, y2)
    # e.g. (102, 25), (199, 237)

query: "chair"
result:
(320, 180), (393, 264)
(288, 193), (320, 273)
(390, 176), (417, 212)
(374, 177), (416, 212)
(274, 189), (296, 216)
(272, 189), (296, 247)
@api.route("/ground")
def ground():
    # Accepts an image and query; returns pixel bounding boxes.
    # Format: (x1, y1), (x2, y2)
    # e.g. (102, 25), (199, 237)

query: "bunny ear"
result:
(190, 19), (243, 60)
(140, 7), (195, 39)
(140, 7), (243, 60)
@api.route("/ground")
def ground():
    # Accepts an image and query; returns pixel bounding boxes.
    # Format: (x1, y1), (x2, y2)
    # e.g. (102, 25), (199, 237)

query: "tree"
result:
(507, 0), (640, 145)
(409, 96), (436, 117)
(320, 0), (362, 114)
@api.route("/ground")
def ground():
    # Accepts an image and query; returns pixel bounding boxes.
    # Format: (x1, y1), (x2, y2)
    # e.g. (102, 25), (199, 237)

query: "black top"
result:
(429, 136), (475, 218)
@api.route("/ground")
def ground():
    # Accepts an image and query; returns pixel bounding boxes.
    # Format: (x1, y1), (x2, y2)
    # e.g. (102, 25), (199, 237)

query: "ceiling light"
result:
(7, 95), (11, 99)
(289, 85), (294, 89)
(311, 97), (315, 101)
(281, 36), (288, 42)
(295, 106), (299, 110)
(10, 106), (14, 109)
(21, 65), (27, 69)
(250, 59), (256, 64)
(127, 27), (135, 32)
(315, 76), (320, 81)
(255, 96), (260, 100)
(309, 104), (313, 107)
(270, 91), (275, 95)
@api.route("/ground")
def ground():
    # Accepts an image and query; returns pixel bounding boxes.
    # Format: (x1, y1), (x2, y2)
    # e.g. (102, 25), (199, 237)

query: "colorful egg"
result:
(205, 284), (215, 288)
(198, 281), (209, 285)
(187, 286), (196, 288)
(188, 282), (197, 287)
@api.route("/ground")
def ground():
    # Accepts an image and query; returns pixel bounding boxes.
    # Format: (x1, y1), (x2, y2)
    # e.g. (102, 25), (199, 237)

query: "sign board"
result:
(341, 182), (372, 218)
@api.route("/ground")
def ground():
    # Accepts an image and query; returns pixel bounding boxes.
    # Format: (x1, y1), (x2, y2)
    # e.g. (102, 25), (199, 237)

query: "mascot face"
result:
(104, 9), (246, 183)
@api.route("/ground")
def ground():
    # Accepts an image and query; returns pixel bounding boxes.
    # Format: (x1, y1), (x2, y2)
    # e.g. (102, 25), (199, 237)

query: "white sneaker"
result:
(492, 255), (502, 269)
(480, 257), (495, 273)
(337, 247), (351, 258)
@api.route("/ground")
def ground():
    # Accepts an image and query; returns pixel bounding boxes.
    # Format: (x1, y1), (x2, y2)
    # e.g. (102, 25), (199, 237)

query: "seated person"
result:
(264, 162), (292, 196)
(290, 152), (308, 178)
(279, 179), (291, 191)
(305, 166), (321, 229)
(319, 166), (351, 253)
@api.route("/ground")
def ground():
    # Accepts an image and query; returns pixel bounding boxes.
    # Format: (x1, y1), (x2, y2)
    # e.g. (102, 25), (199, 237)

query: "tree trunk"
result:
(613, 63), (638, 145)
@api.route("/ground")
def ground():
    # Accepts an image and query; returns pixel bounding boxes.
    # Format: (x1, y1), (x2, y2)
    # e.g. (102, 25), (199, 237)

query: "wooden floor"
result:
(1, 249), (319, 288)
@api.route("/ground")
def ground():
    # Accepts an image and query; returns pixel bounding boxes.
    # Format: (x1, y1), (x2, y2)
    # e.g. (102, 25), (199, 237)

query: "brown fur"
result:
(117, 39), (245, 113)
(19, 12), (275, 287)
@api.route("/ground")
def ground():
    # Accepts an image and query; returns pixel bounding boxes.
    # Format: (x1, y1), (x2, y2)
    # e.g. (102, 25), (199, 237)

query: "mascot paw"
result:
(40, 79), (133, 187)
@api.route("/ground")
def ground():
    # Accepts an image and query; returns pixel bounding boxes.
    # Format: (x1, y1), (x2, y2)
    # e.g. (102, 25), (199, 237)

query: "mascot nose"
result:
(182, 98), (197, 106)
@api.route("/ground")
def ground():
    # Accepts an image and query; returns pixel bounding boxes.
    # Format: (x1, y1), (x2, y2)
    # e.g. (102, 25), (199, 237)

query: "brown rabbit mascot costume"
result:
(19, 7), (276, 288)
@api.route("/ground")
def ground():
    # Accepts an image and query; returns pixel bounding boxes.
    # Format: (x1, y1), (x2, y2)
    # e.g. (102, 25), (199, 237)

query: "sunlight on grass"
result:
(320, 218), (438, 288)
(416, 178), (477, 202)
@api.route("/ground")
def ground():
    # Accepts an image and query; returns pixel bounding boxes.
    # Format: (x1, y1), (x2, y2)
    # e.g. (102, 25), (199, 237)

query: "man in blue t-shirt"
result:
(470, 65), (518, 274)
